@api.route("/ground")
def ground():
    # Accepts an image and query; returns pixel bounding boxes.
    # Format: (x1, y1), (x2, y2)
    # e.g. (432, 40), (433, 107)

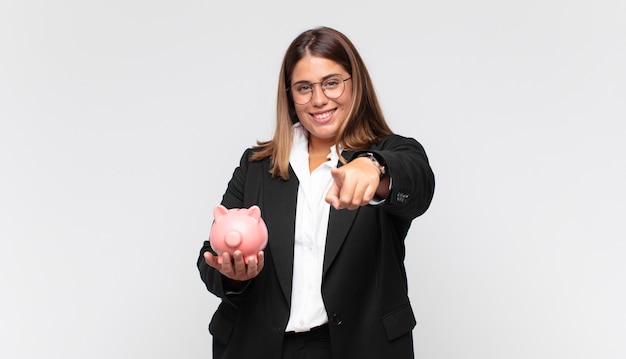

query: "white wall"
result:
(1, 1), (624, 358)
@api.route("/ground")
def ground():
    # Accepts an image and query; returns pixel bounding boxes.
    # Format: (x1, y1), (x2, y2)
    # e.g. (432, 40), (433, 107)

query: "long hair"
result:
(251, 26), (392, 180)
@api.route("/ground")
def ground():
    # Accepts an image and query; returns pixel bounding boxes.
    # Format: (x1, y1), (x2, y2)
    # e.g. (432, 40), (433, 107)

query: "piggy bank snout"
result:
(224, 231), (242, 248)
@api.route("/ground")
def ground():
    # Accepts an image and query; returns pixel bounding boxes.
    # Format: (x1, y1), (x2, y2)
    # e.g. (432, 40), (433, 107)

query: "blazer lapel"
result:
(262, 165), (298, 304)
(323, 150), (359, 276)
(323, 206), (358, 276)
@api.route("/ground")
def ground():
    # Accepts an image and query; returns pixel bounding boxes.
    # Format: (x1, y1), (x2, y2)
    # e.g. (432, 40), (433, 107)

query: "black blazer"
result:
(198, 134), (435, 359)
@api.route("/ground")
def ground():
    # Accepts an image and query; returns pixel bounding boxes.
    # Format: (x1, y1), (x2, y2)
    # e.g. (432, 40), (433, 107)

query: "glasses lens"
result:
(322, 77), (346, 99)
(291, 83), (312, 105)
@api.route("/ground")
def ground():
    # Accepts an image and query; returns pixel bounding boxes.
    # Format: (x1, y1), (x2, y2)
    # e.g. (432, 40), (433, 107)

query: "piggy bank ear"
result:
(214, 204), (229, 221)
(247, 205), (261, 221)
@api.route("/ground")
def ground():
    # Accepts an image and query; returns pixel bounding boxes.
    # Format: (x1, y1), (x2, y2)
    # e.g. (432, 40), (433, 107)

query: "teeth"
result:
(314, 110), (333, 119)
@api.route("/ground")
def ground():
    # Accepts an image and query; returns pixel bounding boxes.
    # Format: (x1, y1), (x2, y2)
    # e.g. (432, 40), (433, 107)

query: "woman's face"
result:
(289, 56), (352, 148)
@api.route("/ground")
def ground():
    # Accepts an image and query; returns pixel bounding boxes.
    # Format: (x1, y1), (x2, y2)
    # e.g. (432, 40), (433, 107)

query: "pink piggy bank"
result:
(209, 204), (268, 262)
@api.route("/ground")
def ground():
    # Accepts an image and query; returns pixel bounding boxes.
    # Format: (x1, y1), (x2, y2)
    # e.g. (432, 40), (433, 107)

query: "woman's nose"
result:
(310, 84), (328, 106)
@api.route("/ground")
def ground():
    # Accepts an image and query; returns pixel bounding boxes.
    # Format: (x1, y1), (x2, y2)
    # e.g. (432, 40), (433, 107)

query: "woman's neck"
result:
(307, 138), (334, 173)
(307, 135), (335, 154)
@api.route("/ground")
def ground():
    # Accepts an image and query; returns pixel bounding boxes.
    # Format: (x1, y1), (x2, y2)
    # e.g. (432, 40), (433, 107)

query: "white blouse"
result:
(284, 123), (337, 332)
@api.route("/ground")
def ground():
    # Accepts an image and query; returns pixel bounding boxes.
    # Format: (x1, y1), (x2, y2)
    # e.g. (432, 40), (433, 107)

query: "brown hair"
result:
(251, 26), (392, 180)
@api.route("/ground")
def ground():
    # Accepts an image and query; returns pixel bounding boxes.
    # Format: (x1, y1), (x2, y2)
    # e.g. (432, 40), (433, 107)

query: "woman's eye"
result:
(296, 84), (311, 93)
(324, 79), (340, 88)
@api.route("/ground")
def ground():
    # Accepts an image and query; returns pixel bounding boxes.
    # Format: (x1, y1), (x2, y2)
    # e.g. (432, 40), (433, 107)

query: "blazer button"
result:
(330, 314), (343, 326)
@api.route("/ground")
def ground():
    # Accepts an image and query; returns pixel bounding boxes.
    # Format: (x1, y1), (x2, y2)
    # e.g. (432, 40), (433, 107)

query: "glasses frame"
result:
(286, 76), (352, 105)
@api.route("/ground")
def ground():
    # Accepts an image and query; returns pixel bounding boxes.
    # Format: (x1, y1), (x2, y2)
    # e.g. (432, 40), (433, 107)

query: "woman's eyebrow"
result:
(292, 73), (344, 84)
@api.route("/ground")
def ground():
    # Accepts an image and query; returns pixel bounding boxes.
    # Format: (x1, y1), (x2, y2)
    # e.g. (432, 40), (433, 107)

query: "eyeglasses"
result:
(287, 76), (351, 105)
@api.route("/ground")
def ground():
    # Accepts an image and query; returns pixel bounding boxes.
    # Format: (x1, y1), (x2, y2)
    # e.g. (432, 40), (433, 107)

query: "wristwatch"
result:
(358, 152), (386, 179)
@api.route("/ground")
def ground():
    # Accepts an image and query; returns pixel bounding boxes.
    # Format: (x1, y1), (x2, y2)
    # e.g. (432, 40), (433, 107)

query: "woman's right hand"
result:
(203, 250), (265, 282)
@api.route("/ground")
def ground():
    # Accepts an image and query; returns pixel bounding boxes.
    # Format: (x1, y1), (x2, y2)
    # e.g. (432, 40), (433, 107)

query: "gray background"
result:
(1, 0), (624, 358)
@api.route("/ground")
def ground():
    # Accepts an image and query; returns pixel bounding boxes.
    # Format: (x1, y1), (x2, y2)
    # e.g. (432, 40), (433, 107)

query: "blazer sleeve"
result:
(350, 134), (435, 220)
(197, 149), (254, 304)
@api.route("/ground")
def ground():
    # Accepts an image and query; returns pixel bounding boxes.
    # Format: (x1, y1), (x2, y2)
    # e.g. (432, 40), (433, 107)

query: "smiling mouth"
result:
(312, 109), (335, 120)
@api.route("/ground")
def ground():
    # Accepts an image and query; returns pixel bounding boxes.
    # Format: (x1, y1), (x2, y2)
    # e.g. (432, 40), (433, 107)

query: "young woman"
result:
(198, 26), (435, 359)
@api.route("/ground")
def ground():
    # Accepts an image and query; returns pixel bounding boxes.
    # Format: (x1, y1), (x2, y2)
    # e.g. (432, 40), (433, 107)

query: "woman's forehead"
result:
(291, 56), (347, 83)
